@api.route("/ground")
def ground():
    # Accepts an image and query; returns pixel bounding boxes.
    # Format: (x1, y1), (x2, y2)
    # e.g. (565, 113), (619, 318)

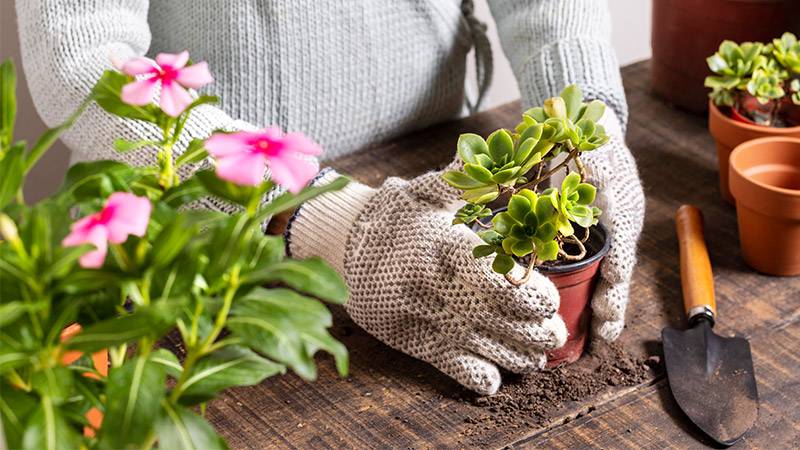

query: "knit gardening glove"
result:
(553, 109), (645, 341)
(286, 165), (568, 395)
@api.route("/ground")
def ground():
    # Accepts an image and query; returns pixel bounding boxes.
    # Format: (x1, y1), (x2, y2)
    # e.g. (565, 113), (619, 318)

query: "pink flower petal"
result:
(282, 132), (323, 157)
(160, 81), (193, 117)
(120, 57), (158, 76)
(175, 62), (214, 89)
(121, 78), (158, 106)
(267, 153), (319, 193)
(78, 226), (109, 269)
(205, 131), (258, 158)
(156, 51), (190, 70)
(62, 215), (100, 247)
(216, 152), (268, 186)
(105, 193), (152, 243)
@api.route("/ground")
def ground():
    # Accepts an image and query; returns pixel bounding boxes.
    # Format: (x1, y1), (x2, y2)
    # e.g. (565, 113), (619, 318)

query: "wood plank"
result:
(201, 61), (800, 449)
(514, 320), (800, 449)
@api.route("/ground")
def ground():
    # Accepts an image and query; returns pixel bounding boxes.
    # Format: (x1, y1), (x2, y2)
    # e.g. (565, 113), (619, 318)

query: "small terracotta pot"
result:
(539, 224), (610, 366)
(708, 101), (800, 203)
(651, 0), (800, 113)
(473, 215), (609, 366)
(729, 137), (800, 275)
(61, 324), (108, 436)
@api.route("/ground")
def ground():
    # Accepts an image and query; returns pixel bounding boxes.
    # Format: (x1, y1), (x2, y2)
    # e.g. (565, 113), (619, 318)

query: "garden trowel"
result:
(662, 205), (758, 446)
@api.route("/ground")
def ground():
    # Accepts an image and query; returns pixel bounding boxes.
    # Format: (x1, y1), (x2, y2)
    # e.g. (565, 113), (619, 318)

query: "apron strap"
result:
(461, 0), (494, 114)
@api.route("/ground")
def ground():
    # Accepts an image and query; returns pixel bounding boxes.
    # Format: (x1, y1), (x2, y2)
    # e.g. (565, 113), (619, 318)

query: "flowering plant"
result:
(443, 85), (607, 286)
(705, 32), (800, 127)
(0, 53), (348, 449)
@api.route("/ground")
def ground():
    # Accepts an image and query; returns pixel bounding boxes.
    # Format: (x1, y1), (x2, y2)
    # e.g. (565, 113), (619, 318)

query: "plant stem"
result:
(575, 156), (587, 181)
(516, 148), (579, 192)
(504, 258), (536, 287)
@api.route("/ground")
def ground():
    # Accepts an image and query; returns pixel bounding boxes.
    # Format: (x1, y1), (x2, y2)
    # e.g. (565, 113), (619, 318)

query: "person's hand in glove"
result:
(285, 162), (568, 395)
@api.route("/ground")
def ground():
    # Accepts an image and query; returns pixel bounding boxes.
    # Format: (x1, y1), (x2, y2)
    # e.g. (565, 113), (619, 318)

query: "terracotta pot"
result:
(538, 224), (610, 366)
(60, 324), (108, 436)
(729, 136), (800, 275)
(708, 101), (800, 203)
(651, 0), (800, 113)
(473, 215), (609, 366)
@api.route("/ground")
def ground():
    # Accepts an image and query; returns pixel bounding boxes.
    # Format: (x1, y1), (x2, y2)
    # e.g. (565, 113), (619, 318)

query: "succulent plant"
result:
(443, 84), (607, 284)
(705, 41), (769, 107)
(771, 32), (800, 76)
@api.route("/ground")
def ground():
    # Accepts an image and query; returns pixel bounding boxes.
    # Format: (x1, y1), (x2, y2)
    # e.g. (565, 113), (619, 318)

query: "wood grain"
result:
(198, 61), (800, 449)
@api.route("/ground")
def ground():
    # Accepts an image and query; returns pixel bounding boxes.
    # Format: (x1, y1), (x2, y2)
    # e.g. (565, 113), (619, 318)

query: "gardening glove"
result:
(551, 109), (645, 341)
(285, 164), (567, 395)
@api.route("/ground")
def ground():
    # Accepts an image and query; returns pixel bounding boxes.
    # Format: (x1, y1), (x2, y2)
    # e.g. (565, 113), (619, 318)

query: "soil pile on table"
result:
(461, 341), (654, 436)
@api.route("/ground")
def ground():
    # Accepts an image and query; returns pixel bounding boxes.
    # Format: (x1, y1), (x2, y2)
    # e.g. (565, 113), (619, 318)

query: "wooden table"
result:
(205, 61), (800, 449)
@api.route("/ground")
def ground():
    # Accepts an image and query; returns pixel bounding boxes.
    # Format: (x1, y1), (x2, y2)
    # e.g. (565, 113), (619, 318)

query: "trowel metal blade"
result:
(662, 320), (758, 446)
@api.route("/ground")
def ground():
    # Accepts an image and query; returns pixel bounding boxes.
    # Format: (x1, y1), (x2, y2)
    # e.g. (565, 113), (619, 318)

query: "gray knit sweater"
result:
(16, 0), (626, 165)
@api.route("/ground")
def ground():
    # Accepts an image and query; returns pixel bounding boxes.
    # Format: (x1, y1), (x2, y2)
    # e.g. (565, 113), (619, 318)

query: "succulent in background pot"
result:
(706, 33), (800, 202)
(444, 85), (611, 365)
(729, 136), (800, 276)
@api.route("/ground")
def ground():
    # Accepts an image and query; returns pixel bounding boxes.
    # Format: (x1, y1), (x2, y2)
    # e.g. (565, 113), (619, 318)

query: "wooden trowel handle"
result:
(675, 205), (716, 326)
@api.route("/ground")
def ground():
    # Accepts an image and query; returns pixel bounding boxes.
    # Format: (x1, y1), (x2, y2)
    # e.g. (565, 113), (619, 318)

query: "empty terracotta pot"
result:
(652, 0), (800, 113)
(709, 101), (800, 203)
(539, 224), (610, 366)
(729, 137), (800, 275)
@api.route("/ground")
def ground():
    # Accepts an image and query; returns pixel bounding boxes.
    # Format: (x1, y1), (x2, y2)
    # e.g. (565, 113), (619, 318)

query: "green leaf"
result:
(228, 287), (347, 380)
(486, 129), (514, 163)
(1, 58), (17, 150)
(472, 244), (495, 258)
(580, 100), (606, 122)
(576, 183), (596, 205)
(491, 211), (517, 235)
(92, 70), (159, 123)
(31, 367), (73, 404)
(560, 84), (583, 120)
(241, 257), (348, 304)
(179, 346), (284, 405)
(0, 142), (25, 209)
(569, 204), (595, 228)
(64, 303), (179, 353)
(511, 239), (534, 258)
(149, 214), (197, 268)
(464, 163), (493, 183)
(113, 138), (158, 153)
(21, 396), (81, 450)
(59, 160), (135, 200)
(442, 170), (485, 190)
(535, 239), (559, 261)
(556, 214), (574, 236)
(477, 229), (504, 245)
(151, 348), (183, 378)
(535, 222), (557, 242)
(0, 301), (46, 327)
(98, 356), (165, 449)
(525, 107), (546, 122)
(461, 185), (499, 204)
(0, 382), (38, 449)
(456, 133), (488, 164)
(492, 253), (515, 275)
(514, 135), (538, 165)
(156, 403), (229, 450)
(491, 167), (519, 184)
(254, 176), (350, 224)
(561, 172), (581, 194)
(25, 99), (90, 172)
(507, 195), (531, 222)
(0, 347), (29, 374)
(195, 169), (259, 207)
(176, 138), (209, 167)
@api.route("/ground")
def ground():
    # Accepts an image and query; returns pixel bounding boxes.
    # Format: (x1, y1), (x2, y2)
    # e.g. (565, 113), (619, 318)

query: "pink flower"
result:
(205, 128), (322, 193)
(63, 193), (152, 269)
(119, 51), (213, 117)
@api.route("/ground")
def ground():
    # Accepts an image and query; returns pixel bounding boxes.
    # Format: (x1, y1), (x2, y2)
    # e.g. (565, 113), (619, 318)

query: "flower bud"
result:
(544, 97), (567, 119)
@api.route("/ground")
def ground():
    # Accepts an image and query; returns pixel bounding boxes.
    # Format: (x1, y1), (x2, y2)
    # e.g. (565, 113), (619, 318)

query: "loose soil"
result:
(459, 340), (657, 440)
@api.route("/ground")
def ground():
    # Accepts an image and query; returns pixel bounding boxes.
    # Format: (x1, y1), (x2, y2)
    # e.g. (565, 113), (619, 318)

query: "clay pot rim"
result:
(473, 207), (611, 275)
(709, 100), (800, 135)
(730, 136), (800, 198)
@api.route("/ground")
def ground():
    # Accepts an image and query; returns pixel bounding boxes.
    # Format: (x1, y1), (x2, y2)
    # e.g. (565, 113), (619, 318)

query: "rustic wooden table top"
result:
(203, 61), (800, 449)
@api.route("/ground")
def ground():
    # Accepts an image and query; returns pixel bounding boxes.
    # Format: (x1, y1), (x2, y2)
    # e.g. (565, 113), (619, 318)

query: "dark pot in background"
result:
(709, 101), (800, 203)
(652, 0), (800, 113)
(474, 215), (610, 366)
(729, 137), (800, 276)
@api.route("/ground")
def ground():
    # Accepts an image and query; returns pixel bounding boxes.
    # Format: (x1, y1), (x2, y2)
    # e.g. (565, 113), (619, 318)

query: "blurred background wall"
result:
(0, 0), (652, 201)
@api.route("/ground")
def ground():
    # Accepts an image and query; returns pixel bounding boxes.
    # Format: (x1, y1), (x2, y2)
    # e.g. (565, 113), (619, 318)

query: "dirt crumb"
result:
(460, 341), (651, 439)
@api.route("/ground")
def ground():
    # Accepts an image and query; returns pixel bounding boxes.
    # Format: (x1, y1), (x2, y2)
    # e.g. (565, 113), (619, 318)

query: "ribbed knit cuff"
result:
(284, 168), (376, 273)
(517, 38), (628, 133)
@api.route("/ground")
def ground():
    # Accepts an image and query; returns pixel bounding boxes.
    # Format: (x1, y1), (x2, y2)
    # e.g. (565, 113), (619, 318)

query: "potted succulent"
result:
(0, 53), (349, 450)
(706, 33), (800, 202)
(729, 136), (800, 276)
(443, 85), (611, 365)
(651, 0), (800, 113)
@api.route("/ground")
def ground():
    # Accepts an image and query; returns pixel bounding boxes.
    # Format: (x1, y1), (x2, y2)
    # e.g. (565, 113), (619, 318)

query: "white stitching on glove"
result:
(287, 164), (567, 395)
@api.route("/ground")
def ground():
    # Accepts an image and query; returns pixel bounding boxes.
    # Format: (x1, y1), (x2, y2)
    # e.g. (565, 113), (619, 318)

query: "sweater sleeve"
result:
(14, 0), (268, 199)
(486, 0), (628, 128)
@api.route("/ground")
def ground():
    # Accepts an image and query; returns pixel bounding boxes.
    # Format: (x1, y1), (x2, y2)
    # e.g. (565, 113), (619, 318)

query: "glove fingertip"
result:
(593, 319), (624, 342)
